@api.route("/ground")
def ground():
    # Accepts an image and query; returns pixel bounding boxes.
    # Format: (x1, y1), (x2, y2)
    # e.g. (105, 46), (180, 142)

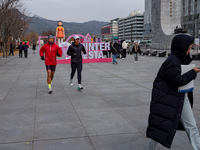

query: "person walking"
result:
(110, 41), (120, 64)
(40, 35), (63, 94)
(32, 43), (36, 54)
(146, 34), (200, 150)
(23, 42), (29, 58)
(132, 42), (140, 63)
(8, 42), (14, 56)
(17, 42), (23, 58)
(122, 40), (128, 59)
(116, 41), (121, 58)
(67, 35), (86, 90)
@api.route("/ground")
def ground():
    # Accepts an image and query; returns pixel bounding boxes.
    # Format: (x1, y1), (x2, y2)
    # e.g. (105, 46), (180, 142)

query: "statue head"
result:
(57, 21), (63, 27)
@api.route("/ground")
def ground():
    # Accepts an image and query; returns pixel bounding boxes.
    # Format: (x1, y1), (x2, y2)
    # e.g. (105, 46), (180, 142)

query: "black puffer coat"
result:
(146, 34), (197, 148)
(67, 43), (86, 63)
(110, 43), (120, 55)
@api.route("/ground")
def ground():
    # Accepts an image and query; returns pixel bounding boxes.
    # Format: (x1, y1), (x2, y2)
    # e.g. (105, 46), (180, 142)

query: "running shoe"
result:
(78, 84), (83, 90)
(69, 79), (73, 86)
(49, 88), (52, 94)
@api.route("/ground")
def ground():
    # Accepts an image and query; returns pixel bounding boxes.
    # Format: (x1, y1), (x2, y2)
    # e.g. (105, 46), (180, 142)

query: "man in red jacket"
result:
(40, 35), (63, 94)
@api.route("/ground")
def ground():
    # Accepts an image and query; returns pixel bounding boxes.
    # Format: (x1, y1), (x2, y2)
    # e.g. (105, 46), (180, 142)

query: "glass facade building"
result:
(181, 0), (200, 38)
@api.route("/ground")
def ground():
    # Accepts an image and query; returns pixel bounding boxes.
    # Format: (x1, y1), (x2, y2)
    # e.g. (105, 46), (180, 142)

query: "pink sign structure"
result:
(57, 33), (112, 64)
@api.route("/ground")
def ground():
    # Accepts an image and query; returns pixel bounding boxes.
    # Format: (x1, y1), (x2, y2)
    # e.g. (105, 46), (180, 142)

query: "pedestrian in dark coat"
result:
(23, 42), (29, 58)
(8, 43), (14, 56)
(132, 42), (141, 63)
(32, 43), (36, 54)
(110, 42), (120, 64)
(146, 34), (200, 150)
(17, 42), (23, 58)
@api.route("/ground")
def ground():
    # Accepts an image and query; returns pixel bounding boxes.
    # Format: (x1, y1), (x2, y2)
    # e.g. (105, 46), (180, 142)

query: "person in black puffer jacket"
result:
(146, 34), (200, 150)
(67, 35), (86, 90)
(110, 41), (120, 64)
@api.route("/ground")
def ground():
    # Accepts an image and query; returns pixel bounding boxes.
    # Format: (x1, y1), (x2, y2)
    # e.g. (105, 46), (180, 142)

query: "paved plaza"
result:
(0, 48), (200, 150)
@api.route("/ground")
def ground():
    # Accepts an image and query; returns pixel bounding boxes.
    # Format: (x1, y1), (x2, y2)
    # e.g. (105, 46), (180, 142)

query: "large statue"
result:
(151, 0), (181, 51)
(56, 21), (65, 46)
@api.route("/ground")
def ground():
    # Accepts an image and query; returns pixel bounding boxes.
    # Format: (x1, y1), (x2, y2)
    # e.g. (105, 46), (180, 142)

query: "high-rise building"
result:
(143, 0), (152, 40)
(181, 0), (200, 38)
(101, 11), (144, 41)
(101, 18), (120, 40)
(118, 11), (144, 41)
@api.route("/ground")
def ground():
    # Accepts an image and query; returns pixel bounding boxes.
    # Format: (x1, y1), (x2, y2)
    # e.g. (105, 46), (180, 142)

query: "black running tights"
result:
(71, 62), (82, 84)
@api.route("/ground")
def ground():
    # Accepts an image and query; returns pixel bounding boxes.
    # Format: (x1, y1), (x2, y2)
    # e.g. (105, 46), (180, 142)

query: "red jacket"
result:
(40, 43), (62, 66)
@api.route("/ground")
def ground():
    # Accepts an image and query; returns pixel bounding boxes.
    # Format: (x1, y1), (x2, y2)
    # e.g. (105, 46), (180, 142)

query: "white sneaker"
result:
(135, 61), (137, 63)
(69, 79), (73, 86)
(49, 88), (52, 94)
(122, 58), (124, 59)
(78, 84), (83, 90)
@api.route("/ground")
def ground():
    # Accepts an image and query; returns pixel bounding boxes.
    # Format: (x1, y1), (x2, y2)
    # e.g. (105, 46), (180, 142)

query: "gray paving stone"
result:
(0, 105), (35, 116)
(0, 142), (32, 150)
(90, 133), (148, 150)
(115, 106), (150, 120)
(0, 125), (34, 143)
(0, 113), (35, 127)
(35, 111), (80, 125)
(34, 137), (95, 150)
(34, 122), (87, 140)
(1, 98), (36, 108)
(76, 108), (138, 136)
(0, 92), (8, 100)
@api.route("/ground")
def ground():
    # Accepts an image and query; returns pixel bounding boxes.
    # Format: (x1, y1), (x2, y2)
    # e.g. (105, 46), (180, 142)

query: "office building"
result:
(118, 11), (144, 41)
(143, 0), (152, 40)
(181, 0), (200, 38)
(101, 18), (120, 40)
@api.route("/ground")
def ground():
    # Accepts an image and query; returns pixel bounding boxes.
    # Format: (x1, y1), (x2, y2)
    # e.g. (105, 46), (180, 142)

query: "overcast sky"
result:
(22, 0), (144, 23)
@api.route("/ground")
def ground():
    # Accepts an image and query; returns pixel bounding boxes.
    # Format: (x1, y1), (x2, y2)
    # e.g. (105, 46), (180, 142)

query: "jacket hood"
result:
(171, 34), (194, 64)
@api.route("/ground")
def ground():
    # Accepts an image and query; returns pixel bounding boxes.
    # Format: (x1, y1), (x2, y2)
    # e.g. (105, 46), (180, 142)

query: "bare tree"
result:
(0, 0), (29, 57)
(26, 32), (38, 44)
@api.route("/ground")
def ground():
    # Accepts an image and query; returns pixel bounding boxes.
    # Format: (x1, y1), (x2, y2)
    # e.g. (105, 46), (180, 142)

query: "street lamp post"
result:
(19, 27), (22, 44)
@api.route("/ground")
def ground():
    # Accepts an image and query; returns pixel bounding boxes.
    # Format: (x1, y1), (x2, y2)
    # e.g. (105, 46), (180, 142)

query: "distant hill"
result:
(28, 15), (108, 37)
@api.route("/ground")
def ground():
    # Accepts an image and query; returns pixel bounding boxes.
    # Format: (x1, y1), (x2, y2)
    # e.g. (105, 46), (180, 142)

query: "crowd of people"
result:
(8, 42), (37, 58)
(109, 40), (141, 64)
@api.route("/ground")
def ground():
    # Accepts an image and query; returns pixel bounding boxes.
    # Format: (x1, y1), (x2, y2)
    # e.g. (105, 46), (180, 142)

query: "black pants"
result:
(122, 49), (126, 58)
(19, 50), (22, 58)
(24, 50), (28, 58)
(71, 62), (82, 84)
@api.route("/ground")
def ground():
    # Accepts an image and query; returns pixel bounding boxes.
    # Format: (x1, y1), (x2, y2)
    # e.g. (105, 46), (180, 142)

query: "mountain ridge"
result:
(29, 14), (108, 37)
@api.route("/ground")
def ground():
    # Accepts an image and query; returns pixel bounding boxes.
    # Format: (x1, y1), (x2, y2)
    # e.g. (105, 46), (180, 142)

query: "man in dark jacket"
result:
(17, 43), (23, 58)
(23, 42), (29, 58)
(147, 34), (200, 150)
(67, 35), (86, 90)
(8, 43), (14, 56)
